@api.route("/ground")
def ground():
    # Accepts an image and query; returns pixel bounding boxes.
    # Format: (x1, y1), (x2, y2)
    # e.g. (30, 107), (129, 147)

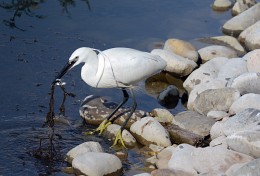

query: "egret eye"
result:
(70, 56), (79, 64)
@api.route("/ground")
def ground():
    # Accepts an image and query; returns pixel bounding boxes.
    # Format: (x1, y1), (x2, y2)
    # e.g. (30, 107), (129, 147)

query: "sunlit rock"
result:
(239, 21), (260, 45)
(212, 0), (232, 11)
(243, 49), (260, 72)
(163, 38), (199, 62)
(72, 152), (122, 176)
(232, 0), (256, 16)
(150, 108), (174, 124)
(207, 110), (229, 121)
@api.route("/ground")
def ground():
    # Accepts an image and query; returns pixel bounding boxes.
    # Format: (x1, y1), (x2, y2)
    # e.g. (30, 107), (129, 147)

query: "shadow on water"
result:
(0, 0), (91, 31)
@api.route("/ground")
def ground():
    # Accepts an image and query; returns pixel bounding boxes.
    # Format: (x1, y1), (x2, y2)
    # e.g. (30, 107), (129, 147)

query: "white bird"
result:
(53, 47), (166, 147)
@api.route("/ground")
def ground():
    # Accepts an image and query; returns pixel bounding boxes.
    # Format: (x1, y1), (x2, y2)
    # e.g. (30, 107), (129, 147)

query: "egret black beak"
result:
(52, 61), (76, 85)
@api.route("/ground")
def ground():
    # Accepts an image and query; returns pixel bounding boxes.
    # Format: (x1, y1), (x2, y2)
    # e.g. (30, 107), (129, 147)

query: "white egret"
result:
(53, 47), (166, 147)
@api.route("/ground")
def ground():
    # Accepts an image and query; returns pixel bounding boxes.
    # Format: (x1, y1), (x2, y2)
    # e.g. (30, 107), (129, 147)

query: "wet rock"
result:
(79, 95), (145, 129)
(210, 36), (246, 56)
(212, 0), (232, 11)
(187, 79), (227, 110)
(130, 117), (172, 147)
(151, 49), (197, 77)
(172, 110), (216, 137)
(163, 38), (199, 62)
(229, 93), (260, 114)
(193, 88), (241, 115)
(166, 124), (208, 146)
(151, 169), (193, 176)
(226, 130), (260, 158)
(207, 110), (229, 121)
(230, 72), (260, 95)
(232, 0), (256, 16)
(150, 108), (174, 124)
(66, 141), (103, 164)
(145, 77), (169, 96)
(225, 158), (260, 176)
(222, 3), (260, 36)
(239, 21), (260, 45)
(72, 152), (122, 176)
(217, 57), (247, 82)
(211, 109), (260, 139)
(103, 124), (137, 147)
(183, 57), (228, 93)
(198, 45), (237, 63)
(164, 73), (186, 95)
(243, 49), (260, 72)
(157, 85), (179, 109)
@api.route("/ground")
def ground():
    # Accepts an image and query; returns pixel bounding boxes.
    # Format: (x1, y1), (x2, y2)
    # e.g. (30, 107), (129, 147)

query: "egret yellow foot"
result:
(112, 129), (127, 148)
(95, 119), (112, 135)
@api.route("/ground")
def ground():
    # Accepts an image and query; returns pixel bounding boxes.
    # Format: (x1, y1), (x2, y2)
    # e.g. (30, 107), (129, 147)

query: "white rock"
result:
(198, 45), (237, 63)
(133, 173), (151, 176)
(226, 130), (260, 158)
(207, 110), (229, 121)
(210, 135), (227, 148)
(156, 146), (175, 169)
(187, 79), (227, 110)
(104, 124), (137, 147)
(232, 0), (257, 16)
(193, 88), (241, 115)
(244, 30), (260, 50)
(192, 145), (253, 174)
(217, 57), (247, 82)
(168, 144), (197, 175)
(222, 3), (260, 36)
(183, 57), (228, 93)
(243, 49), (260, 72)
(150, 108), (174, 124)
(230, 72), (260, 95)
(229, 93), (260, 114)
(72, 152), (122, 176)
(212, 0), (232, 11)
(223, 108), (260, 136)
(210, 120), (226, 140)
(163, 38), (199, 62)
(130, 117), (172, 147)
(226, 158), (260, 176)
(151, 49), (197, 77)
(66, 141), (103, 164)
(210, 36), (246, 56)
(239, 21), (260, 44)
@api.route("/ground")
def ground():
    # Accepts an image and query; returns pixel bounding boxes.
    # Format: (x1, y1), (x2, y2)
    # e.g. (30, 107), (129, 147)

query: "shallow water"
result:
(0, 0), (231, 175)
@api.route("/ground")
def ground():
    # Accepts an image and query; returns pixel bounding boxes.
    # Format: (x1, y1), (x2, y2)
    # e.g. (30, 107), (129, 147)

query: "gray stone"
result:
(79, 95), (145, 128)
(66, 141), (103, 164)
(163, 38), (199, 62)
(244, 28), (260, 50)
(226, 158), (260, 176)
(193, 88), (241, 115)
(130, 117), (172, 147)
(172, 111), (216, 137)
(156, 146), (175, 169)
(151, 49), (197, 77)
(239, 21), (260, 45)
(223, 108), (260, 136)
(133, 173), (151, 176)
(198, 45), (237, 63)
(222, 3), (260, 36)
(187, 79), (227, 110)
(207, 110), (229, 121)
(229, 93), (260, 114)
(226, 130), (260, 158)
(243, 49), (260, 72)
(157, 85), (179, 109)
(72, 152), (122, 176)
(210, 135), (227, 148)
(183, 57), (228, 93)
(151, 169), (194, 176)
(230, 72), (260, 95)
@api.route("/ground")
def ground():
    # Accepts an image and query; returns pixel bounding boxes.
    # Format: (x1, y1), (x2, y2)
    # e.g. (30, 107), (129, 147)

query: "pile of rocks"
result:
(64, 1), (260, 175)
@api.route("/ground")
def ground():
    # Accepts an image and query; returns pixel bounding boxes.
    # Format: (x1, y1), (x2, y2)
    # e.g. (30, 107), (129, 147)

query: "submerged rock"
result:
(157, 85), (179, 109)
(72, 152), (122, 176)
(130, 116), (172, 147)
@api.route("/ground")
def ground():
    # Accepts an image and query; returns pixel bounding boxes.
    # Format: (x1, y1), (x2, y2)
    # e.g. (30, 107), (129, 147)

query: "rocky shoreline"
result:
(64, 1), (260, 176)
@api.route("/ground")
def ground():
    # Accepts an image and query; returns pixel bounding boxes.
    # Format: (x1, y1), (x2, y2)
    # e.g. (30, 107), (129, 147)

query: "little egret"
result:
(53, 47), (166, 147)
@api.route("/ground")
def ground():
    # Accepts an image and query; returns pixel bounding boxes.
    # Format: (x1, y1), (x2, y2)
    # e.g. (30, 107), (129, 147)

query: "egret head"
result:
(52, 47), (95, 85)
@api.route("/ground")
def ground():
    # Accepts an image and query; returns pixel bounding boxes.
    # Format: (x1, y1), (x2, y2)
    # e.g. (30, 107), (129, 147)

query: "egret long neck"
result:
(81, 50), (99, 87)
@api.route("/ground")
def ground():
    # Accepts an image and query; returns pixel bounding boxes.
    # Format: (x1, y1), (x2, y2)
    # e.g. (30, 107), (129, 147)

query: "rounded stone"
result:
(163, 38), (199, 62)
(243, 49), (260, 72)
(198, 45), (237, 63)
(157, 85), (179, 109)
(239, 21), (260, 45)
(150, 108), (174, 124)
(72, 152), (122, 176)
(212, 0), (232, 11)
(232, 0), (256, 16)
(207, 110), (229, 121)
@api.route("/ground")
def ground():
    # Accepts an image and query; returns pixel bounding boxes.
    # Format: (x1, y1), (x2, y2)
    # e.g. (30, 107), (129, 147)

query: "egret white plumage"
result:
(53, 47), (166, 147)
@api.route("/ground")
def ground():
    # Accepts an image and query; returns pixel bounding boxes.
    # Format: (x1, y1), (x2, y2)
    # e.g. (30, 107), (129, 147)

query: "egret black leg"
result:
(93, 89), (129, 134)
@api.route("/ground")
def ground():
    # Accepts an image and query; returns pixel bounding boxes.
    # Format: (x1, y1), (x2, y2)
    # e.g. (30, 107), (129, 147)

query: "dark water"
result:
(0, 0), (231, 175)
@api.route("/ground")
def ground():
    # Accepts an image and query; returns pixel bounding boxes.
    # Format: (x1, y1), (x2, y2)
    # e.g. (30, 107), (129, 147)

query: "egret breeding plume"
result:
(53, 47), (166, 147)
